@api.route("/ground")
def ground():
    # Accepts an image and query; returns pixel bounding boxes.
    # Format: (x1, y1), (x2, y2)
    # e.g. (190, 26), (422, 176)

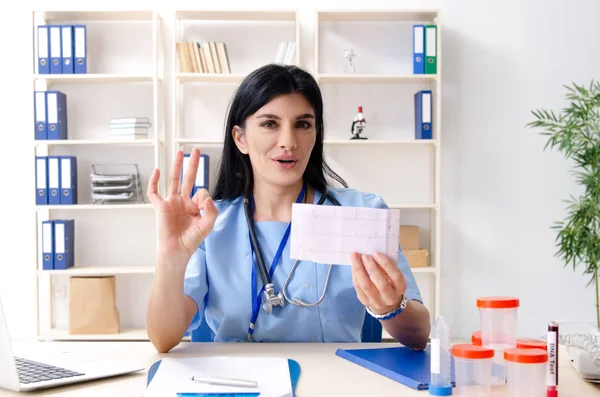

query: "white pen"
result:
(189, 376), (258, 389)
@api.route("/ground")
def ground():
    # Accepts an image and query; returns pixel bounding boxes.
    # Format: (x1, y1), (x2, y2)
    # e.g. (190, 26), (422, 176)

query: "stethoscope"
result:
(243, 183), (341, 340)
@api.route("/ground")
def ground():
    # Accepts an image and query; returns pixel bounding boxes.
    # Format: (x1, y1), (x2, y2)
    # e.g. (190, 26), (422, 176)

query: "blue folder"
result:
(335, 345), (455, 391)
(413, 24), (425, 74)
(414, 90), (433, 140)
(146, 358), (301, 397)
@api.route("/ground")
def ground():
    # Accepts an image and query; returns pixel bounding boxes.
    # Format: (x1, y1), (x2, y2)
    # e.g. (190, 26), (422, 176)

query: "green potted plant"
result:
(527, 81), (600, 328)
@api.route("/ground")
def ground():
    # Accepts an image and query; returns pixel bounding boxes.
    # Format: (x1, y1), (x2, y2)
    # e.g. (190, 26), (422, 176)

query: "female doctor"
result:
(145, 64), (430, 353)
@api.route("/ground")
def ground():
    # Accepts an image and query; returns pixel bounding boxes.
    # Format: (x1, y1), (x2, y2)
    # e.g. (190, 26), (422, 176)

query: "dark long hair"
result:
(213, 63), (348, 201)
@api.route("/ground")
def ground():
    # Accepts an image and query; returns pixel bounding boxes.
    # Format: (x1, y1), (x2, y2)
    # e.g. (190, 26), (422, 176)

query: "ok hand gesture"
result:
(147, 148), (218, 268)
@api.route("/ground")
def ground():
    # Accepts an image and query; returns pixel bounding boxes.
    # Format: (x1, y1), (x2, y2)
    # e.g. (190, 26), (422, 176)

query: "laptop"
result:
(0, 296), (144, 392)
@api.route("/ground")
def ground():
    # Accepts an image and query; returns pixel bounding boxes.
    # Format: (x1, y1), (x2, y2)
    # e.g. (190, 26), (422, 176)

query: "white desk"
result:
(1, 340), (599, 396)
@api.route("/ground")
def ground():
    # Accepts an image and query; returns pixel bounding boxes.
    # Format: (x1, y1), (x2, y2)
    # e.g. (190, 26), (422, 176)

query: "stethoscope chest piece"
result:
(261, 283), (285, 314)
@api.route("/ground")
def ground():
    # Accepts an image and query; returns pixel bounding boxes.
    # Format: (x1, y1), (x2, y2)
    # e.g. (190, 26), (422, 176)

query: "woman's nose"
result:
(278, 123), (298, 150)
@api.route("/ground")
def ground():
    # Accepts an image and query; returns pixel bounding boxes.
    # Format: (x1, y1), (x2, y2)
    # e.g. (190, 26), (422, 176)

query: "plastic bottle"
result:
(429, 315), (453, 395)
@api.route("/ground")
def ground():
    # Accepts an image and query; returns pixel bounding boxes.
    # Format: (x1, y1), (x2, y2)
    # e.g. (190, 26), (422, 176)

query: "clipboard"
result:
(335, 345), (454, 390)
(146, 358), (301, 397)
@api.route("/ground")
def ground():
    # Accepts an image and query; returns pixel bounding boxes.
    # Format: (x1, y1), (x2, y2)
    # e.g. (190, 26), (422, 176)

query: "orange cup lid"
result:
(517, 338), (547, 351)
(504, 348), (548, 364)
(472, 331), (482, 346)
(451, 343), (494, 359)
(477, 296), (520, 309)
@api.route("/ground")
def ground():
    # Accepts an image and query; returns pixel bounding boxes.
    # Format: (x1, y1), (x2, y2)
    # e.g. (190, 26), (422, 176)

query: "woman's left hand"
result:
(350, 251), (407, 316)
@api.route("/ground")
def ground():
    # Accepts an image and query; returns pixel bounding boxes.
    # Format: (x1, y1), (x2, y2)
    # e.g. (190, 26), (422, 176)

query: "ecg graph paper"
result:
(290, 203), (401, 265)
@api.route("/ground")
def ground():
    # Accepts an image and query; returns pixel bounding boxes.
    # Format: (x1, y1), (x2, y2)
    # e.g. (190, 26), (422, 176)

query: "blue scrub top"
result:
(183, 186), (423, 342)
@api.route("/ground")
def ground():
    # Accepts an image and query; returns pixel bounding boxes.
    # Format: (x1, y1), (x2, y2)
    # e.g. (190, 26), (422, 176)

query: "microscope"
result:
(350, 106), (367, 140)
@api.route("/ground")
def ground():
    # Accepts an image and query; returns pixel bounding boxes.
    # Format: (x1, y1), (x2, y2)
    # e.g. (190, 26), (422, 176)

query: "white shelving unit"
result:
(29, 8), (442, 342)
(32, 10), (165, 341)
(315, 9), (442, 339)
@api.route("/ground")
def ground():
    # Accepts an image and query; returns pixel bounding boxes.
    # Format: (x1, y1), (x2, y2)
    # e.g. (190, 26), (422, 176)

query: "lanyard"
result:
(247, 183), (306, 340)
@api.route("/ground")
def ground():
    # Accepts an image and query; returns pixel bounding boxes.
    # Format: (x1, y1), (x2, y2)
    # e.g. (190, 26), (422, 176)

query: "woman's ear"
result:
(232, 126), (249, 155)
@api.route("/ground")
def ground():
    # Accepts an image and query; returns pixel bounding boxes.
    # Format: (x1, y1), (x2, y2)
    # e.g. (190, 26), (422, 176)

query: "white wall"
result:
(1, 0), (599, 341)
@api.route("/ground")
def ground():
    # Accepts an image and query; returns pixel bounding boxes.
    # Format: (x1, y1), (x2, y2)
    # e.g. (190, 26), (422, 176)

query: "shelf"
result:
(410, 267), (437, 274)
(38, 10), (155, 22)
(34, 139), (157, 146)
(317, 9), (439, 22)
(324, 139), (437, 145)
(176, 73), (246, 83)
(317, 73), (437, 84)
(33, 74), (157, 84)
(39, 328), (149, 341)
(38, 266), (155, 276)
(36, 204), (154, 211)
(176, 10), (297, 21)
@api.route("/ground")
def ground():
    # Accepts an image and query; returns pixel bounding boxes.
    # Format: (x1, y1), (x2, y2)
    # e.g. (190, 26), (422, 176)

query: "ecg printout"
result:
(290, 203), (401, 265)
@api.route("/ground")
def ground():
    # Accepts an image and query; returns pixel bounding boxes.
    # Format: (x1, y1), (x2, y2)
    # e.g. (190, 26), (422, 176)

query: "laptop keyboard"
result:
(15, 357), (85, 384)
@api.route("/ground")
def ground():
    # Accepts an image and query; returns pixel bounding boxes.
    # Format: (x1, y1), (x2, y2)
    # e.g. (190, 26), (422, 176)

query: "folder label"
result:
(426, 28), (436, 57)
(422, 92), (431, 124)
(61, 158), (71, 196)
(414, 27), (424, 53)
(36, 158), (47, 190)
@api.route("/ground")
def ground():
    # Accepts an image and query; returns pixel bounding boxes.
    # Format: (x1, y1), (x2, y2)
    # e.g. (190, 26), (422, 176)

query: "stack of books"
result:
(109, 117), (151, 140)
(176, 41), (231, 74)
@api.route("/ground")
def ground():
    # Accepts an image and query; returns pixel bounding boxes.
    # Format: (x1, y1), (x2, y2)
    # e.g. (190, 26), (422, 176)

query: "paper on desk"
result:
(144, 356), (292, 397)
(290, 203), (401, 265)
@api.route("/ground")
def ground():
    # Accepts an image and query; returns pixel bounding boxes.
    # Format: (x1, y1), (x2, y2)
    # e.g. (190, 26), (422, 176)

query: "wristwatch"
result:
(366, 294), (408, 321)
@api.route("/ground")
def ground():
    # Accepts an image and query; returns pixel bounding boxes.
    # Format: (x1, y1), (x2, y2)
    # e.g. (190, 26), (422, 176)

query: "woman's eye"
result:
(261, 121), (276, 128)
(297, 121), (312, 129)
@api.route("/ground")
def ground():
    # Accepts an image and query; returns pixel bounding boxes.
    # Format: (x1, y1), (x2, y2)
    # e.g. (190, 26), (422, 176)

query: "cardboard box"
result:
(399, 226), (420, 250)
(404, 249), (429, 268)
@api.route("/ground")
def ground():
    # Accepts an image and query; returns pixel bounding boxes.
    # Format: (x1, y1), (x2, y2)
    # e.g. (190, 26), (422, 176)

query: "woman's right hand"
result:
(147, 148), (218, 269)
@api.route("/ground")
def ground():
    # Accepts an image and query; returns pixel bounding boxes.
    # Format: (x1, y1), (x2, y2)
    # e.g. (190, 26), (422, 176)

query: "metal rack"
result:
(90, 163), (143, 204)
